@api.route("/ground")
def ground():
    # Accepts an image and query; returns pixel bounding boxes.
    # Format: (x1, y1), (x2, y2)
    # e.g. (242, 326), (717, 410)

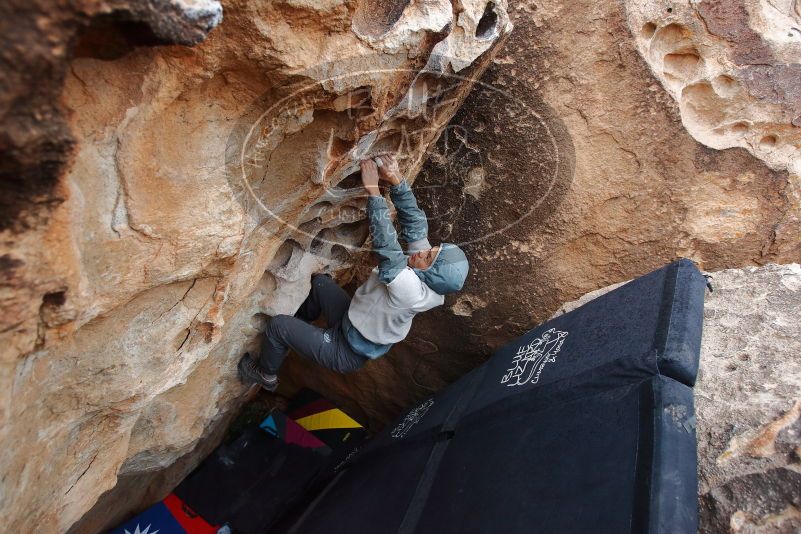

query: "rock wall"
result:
(281, 0), (800, 428)
(625, 0), (801, 176)
(552, 263), (801, 534)
(0, 0), (511, 531)
(3, 0), (800, 531)
(696, 264), (801, 534)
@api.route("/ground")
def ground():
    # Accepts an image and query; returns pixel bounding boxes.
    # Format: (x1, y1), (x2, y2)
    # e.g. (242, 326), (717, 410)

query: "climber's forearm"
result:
(360, 156), (413, 282)
(390, 180), (431, 252)
(367, 196), (407, 284)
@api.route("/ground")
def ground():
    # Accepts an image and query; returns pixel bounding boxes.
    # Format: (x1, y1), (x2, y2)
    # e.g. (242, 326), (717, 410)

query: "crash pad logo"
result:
(501, 328), (568, 387)
(391, 399), (434, 439)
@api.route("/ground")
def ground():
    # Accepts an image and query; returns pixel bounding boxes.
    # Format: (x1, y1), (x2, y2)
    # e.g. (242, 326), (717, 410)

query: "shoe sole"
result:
(238, 356), (278, 391)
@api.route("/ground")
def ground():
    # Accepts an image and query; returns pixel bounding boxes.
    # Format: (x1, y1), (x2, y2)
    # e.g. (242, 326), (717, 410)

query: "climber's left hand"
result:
(360, 159), (381, 196)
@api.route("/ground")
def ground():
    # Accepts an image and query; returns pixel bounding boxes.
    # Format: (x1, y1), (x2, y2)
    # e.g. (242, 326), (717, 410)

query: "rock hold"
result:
(625, 0), (801, 176)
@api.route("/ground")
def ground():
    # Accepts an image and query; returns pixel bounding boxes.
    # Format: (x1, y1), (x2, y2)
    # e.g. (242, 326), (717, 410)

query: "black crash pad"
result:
(175, 417), (328, 534)
(288, 259), (705, 534)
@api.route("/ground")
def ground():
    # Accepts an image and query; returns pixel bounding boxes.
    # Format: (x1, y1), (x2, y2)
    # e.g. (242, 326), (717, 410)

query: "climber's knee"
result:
(267, 314), (293, 337)
(311, 273), (332, 288)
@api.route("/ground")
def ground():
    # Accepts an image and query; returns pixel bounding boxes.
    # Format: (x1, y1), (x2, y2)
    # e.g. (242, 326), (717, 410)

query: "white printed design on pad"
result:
(501, 328), (568, 387)
(391, 399), (434, 439)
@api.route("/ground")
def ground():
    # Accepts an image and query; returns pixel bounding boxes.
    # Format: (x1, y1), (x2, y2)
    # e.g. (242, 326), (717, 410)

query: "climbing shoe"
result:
(237, 353), (279, 392)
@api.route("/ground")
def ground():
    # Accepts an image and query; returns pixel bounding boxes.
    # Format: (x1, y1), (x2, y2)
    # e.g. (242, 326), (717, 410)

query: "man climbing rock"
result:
(238, 154), (470, 391)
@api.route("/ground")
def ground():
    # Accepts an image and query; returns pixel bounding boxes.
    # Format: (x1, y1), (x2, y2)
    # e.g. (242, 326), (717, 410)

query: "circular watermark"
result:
(224, 55), (563, 257)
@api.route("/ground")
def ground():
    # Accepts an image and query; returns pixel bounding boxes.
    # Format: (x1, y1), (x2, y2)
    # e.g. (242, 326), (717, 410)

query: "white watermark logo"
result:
(224, 55), (565, 258)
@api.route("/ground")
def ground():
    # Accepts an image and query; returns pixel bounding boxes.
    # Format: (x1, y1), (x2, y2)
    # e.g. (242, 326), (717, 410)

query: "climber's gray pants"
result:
(260, 274), (368, 374)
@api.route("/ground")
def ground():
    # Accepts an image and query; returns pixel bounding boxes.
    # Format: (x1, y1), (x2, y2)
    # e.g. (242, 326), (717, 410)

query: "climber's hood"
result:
(413, 243), (469, 295)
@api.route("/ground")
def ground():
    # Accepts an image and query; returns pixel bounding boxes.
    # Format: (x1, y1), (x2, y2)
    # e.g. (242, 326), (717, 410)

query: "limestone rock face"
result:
(281, 0), (800, 429)
(0, 0), (511, 531)
(625, 0), (801, 176)
(552, 263), (801, 534)
(0, 0), (223, 233)
(695, 264), (801, 534)
(3, 0), (800, 531)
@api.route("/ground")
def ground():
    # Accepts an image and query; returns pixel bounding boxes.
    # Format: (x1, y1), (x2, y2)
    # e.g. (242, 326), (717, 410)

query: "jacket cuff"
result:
(389, 179), (411, 197)
(408, 237), (432, 253)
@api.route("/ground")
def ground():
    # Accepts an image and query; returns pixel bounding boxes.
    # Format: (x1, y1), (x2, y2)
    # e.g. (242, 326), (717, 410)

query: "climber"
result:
(238, 154), (469, 391)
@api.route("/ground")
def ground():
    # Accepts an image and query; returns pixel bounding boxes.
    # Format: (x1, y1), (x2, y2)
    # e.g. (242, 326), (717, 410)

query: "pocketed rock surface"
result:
(2, 0), (800, 532)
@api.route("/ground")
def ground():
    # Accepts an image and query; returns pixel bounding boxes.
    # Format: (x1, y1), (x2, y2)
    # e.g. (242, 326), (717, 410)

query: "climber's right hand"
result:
(375, 155), (402, 185)
(360, 159), (381, 196)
